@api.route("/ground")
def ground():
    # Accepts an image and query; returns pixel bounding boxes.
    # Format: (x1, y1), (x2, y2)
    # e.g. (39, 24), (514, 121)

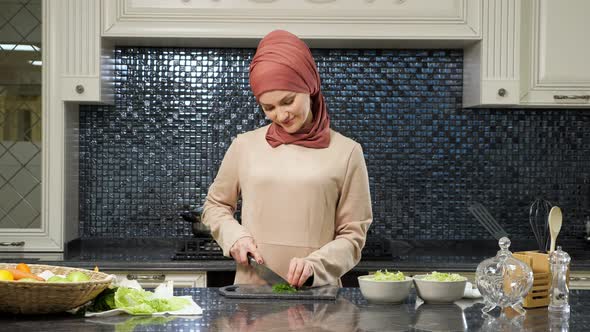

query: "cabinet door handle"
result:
(553, 95), (590, 100)
(0, 241), (25, 247)
(569, 276), (589, 282)
(126, 274), (166, 281)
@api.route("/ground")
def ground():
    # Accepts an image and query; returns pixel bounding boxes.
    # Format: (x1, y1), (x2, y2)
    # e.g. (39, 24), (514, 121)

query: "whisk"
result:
(529, 198), (552, 252)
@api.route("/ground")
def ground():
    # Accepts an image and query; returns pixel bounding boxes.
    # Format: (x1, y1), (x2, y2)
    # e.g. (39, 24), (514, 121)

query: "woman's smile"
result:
(258, 90), (313, 133)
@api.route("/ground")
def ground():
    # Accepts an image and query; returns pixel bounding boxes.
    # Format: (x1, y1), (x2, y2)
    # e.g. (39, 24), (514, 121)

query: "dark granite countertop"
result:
(0, 287), (587, 331)
(4, 238), (590, 271)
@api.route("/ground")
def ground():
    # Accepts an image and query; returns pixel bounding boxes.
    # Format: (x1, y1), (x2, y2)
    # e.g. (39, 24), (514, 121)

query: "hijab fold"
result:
(249, 30), (330, 149)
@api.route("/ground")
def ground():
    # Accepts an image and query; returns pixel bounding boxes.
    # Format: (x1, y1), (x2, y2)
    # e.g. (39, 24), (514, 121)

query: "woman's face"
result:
(258, 90), (313, 134)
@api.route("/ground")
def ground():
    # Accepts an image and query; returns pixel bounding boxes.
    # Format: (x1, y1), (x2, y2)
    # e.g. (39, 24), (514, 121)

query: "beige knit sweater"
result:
(202, 125), (372, 286)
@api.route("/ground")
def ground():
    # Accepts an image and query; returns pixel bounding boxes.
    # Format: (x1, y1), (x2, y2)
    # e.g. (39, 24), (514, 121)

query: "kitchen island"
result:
(0, 288), (586, 331)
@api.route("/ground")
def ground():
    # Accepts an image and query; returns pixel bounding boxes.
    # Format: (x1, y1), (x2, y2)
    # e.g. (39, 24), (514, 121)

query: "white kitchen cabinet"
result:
(51, 0), (114, 103)
(519, 0), (590, 106)
(107, 270), (207, 288)
(2, 0), (113, 251)
(0, 0), (61, 251)
(463, 0), (590, 108)
(32, 0), (590, 251)
(463, 0), (521, 107)
(102, 0), (481, 42)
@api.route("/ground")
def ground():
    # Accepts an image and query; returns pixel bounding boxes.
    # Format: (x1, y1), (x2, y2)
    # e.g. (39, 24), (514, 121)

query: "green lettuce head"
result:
(114, 287), (189, 315)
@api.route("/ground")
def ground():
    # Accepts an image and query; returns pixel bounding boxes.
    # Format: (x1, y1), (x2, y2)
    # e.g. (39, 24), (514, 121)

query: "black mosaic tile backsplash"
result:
(79, 47), (590, 242)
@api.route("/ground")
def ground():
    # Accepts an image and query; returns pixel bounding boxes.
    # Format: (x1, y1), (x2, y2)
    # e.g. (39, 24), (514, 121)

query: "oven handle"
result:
(126, 274), (166, 282)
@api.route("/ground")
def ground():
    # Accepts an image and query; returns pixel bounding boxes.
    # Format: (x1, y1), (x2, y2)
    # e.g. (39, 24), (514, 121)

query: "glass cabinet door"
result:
(0, 0), (42, 239)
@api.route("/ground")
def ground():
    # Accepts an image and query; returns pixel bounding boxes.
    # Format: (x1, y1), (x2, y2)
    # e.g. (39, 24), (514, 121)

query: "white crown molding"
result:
(103, 0), (481, 40)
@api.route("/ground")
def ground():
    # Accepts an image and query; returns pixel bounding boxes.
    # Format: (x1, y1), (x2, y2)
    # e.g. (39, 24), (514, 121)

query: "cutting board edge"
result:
(218, 284), (339, 300)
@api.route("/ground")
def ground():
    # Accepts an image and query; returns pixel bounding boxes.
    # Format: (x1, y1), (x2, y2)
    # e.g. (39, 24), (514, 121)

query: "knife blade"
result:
(247, 255), (288, 286)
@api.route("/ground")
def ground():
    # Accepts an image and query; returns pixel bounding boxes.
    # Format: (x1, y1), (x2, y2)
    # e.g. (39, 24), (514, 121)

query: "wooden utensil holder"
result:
(513, 250), (570, 309)
(513, 251), (550, 308)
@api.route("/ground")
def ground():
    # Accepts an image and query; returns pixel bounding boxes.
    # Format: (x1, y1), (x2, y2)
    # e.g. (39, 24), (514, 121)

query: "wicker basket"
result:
(0, 263), (113, 314)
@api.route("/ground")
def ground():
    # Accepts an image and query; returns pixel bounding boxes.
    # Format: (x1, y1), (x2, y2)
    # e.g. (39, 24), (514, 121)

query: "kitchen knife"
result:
(247, 255), (288, 286)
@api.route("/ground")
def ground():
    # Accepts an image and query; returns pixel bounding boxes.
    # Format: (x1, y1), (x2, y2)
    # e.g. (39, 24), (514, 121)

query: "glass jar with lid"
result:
(475, 237), (534, 315)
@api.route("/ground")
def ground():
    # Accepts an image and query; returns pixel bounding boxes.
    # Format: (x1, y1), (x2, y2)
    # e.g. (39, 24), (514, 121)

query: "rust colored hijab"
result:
(249, 30), (330, 148)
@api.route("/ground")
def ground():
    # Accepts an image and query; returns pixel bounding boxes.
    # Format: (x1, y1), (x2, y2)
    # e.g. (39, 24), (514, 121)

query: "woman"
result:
(202, 30), (372, 288)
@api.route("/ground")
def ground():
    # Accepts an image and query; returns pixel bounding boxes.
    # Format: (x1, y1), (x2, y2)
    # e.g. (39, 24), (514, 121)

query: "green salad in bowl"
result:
(358, 270), (412, 303)
(369, 270), (406, 282)
(413, 271), (467, 304)
(421, 271), (466, 282)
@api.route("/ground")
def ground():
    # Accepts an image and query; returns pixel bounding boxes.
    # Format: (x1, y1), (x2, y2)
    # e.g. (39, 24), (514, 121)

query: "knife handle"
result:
(247, 254), (256, 265)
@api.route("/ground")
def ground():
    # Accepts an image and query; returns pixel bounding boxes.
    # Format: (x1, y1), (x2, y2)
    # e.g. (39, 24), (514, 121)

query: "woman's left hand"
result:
(287, 258), (313, 288)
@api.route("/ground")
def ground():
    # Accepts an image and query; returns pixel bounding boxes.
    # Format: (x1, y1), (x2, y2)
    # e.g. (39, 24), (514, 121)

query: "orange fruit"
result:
(16, 263), (31, 273)
(0, 270), (14, 281)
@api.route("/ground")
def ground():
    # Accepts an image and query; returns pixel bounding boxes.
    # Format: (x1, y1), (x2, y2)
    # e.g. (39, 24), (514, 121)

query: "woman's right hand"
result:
(230, 236), (264, 266)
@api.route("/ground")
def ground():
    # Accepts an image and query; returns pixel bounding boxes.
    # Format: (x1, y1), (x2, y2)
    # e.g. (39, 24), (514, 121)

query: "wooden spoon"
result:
(548, 206), (563, 253)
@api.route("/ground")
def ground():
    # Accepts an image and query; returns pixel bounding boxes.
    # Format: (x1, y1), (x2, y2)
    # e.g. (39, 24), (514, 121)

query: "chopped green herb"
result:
(272, 283), (297, 293)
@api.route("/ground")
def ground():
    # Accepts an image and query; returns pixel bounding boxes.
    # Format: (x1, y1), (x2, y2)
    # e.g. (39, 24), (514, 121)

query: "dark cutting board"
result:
(218, 284), (339, 300)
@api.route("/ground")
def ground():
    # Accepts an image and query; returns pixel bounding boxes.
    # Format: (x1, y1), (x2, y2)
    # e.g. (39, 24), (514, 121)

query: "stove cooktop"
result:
(171, 237), (590, 262)
(172, 236), (400, 261)
(172, 237), (228, 260)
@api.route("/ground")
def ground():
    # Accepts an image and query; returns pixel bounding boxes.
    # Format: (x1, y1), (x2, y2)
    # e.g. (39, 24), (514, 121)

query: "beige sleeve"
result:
(201, 136), (252, 257)
(304, 143), (373, 286)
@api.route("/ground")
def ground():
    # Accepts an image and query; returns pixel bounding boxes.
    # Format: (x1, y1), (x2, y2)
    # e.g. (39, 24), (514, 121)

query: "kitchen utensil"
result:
(180, 206), (210, 236)
(247, 254), (287, 286)
(529, 198), (552, 252)
(513, 250), (551, 308)
(548, 206), (563, 253)
(467, 202), (509, 240)
(218, 284), (339, 300)
(475, 237), (533, 315)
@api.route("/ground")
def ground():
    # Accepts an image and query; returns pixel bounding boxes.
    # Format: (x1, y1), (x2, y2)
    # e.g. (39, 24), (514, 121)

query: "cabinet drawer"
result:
(569, 272), (590, 290)
(106, 271), (206, 288)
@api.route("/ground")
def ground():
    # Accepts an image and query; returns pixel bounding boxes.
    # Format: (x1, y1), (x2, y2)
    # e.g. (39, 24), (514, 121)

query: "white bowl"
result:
(413, 275), (466, 304)
(358, 275), (413, 303)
